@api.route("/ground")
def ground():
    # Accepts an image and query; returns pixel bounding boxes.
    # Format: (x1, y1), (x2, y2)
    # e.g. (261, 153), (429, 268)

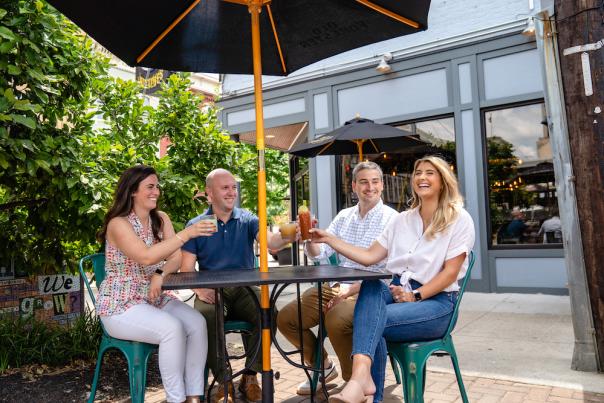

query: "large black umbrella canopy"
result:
(47, 0), (431, 76)
(289, 117), (428, 160)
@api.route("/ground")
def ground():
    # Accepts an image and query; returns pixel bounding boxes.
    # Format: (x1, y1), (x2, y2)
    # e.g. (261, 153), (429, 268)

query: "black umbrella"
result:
(48, 0), (431, 76)
(46, 1), (432, 400)
(289, 117), (428, 160)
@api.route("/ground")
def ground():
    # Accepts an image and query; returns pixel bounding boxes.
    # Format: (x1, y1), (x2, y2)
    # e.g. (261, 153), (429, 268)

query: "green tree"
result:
(154, 74), (241, 229)
(0, 0), (109, 272)
(0, 2), (290, 274)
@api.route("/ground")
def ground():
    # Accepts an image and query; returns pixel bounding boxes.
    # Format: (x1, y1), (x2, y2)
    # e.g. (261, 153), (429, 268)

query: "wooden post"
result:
(554, 0), (604, 370)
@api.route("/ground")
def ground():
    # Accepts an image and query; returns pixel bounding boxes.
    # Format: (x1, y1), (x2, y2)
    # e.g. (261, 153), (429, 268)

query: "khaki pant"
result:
(276, 283), (356, 381)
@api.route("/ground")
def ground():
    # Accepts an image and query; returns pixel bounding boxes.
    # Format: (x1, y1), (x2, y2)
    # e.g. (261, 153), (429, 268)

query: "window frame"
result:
(480, 99), (563, 250)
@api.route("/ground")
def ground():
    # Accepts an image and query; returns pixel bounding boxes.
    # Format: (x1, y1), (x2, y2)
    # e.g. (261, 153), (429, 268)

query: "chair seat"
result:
(224, 320), (254, 333)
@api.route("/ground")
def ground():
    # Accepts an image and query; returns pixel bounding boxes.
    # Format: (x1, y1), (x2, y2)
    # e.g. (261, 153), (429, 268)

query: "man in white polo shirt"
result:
(276, 161), (397, 395)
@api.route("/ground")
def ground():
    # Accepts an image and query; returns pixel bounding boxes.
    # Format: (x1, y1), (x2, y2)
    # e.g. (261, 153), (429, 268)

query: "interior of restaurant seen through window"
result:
(484, 102), (563, 248)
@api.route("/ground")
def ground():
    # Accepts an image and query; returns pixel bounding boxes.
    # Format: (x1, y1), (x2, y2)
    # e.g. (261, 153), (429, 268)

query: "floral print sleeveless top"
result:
(96, 212), (177, 316)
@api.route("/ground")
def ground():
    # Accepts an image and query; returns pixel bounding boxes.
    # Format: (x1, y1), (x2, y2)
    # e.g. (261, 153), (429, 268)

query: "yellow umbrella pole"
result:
(249, 2), (273, 401)
(355, 139), (365, 161)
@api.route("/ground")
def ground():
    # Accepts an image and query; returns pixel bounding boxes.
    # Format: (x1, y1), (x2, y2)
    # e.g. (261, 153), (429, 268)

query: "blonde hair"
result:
(410, 156), (464, 239)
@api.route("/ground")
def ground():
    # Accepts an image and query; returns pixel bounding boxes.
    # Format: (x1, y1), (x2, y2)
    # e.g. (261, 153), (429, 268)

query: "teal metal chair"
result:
(309, 254), (401, 395)
(80, 253), (158, 403)
(386, 251), (476, 403)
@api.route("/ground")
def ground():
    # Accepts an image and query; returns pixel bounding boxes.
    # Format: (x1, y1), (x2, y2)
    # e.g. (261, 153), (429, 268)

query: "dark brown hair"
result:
(97, 165), (163, 243)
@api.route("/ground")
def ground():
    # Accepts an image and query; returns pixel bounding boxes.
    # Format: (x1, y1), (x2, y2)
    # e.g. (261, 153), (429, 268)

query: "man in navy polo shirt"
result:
(181, 168), (291, 403)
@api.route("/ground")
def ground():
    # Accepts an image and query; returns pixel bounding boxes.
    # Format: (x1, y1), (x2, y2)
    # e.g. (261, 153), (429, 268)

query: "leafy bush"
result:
(0, 309), (101, 372)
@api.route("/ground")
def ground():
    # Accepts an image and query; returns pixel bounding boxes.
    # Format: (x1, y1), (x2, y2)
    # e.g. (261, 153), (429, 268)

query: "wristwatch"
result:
(154, 268), (164, 277)
(413, 290), (422, 301)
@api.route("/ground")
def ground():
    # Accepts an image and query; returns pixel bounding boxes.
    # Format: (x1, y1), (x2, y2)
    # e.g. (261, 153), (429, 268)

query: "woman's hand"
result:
(309, 228), (333, 244)
(149, 274), (163, 300)
(389, 284), (415, 303)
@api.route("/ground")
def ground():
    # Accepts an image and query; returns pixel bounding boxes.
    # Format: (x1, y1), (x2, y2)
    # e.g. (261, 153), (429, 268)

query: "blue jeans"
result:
(352, 279), (457, 402)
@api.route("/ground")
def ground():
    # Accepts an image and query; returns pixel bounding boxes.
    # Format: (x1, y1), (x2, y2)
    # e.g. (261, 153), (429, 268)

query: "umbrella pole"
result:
(249, 2), (273, 402)
(356, 139), (364, 161)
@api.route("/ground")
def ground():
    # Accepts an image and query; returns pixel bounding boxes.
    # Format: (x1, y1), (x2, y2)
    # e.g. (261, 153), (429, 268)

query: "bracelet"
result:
(175, 234), (185, 244)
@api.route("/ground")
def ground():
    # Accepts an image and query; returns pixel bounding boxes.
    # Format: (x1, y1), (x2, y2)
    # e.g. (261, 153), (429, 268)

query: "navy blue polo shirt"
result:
(182, 207), (259, 270)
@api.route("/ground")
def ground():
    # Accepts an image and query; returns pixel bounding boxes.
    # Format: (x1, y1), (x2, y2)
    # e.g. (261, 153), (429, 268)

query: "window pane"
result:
(485, 103), (563, 247)
(337, 117), (456, 212)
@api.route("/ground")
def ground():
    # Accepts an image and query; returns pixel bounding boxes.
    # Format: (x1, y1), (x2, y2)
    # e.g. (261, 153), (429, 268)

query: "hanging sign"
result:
(135, 67), (174, 95)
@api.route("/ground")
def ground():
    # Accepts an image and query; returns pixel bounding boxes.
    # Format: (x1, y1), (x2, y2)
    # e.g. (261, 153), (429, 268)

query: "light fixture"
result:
(376, 52), (393, 73)
(522, 17), (535, 37)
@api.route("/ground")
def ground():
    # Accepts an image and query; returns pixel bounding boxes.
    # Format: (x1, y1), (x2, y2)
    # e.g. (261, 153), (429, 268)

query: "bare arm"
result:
(310, 228), (387, 266)
(305, 240), (322, 258)
(180, 250), (215, 304)
(264, 225), (300, 250)
(106, 215), (216, 267)
(159, 212), (181, 274)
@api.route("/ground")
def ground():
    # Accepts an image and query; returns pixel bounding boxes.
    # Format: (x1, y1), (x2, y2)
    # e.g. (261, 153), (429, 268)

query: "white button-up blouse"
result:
(376, 207), (475, 292)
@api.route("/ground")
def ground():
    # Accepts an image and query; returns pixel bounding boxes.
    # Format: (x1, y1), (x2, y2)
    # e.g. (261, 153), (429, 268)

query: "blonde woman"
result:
(311, 156), (475, 403)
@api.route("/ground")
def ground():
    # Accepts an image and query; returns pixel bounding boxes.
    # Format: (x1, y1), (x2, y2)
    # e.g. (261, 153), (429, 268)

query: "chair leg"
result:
(449, 346), (468, 403)
(88, 348), (106, 403)
(404, 356), (426, 403)
(388, 353), (402, 385)
(126, 351), (148, 403)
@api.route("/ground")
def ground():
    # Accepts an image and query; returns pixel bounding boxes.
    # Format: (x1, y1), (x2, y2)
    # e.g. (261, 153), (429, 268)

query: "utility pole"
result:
(554, 0), (604, 370)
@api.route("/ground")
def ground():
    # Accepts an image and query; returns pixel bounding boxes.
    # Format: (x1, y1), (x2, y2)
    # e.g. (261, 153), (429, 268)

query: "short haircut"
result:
(352, 161), (383, 182)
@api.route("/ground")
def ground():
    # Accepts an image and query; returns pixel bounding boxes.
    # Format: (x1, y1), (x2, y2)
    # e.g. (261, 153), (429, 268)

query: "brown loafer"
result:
(239, 374), (262, 402)
(212, 381), (234, 403)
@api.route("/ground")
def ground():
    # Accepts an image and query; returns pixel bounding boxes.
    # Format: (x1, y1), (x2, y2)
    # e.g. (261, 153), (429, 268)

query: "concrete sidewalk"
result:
(159, 287), (604, 402)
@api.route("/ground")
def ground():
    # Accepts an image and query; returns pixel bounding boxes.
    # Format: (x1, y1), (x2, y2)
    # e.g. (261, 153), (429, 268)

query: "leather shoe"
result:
(212, 381), (234, 403)
(239, 374), (262, 401)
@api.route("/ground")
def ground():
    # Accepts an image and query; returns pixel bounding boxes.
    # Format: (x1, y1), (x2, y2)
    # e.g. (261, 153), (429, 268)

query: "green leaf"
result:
(10, 114), (36, 129)
(7, 65), (21, 75)
(0, 26), (15, 41)
(0, 9), (7, 19)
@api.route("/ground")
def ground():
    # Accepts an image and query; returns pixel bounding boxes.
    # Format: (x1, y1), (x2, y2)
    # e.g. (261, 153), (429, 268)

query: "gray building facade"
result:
(218, 0), (567, 294)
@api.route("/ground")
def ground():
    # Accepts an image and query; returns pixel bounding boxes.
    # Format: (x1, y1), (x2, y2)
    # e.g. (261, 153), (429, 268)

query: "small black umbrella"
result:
(289, 117), (428, 160)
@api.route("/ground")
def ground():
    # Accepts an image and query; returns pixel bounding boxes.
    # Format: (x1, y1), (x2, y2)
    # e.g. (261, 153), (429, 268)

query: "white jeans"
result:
(101, 300), (207, 402)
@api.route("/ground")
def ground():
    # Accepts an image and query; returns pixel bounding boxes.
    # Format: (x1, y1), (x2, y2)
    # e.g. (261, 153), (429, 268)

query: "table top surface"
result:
(162, 265), (391, 290)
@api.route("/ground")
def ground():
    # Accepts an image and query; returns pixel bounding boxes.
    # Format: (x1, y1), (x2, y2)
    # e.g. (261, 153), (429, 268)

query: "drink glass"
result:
(279, 221), (297, 242)
(298, 208), (312, 241)
(199, 214), (218, 232)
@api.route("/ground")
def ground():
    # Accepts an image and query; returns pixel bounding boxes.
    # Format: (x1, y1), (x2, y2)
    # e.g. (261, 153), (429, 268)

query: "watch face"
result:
(414, 291), (422, 301)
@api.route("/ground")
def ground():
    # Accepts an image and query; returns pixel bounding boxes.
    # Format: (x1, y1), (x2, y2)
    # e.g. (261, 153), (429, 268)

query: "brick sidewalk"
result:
(141, 350), (604, 403)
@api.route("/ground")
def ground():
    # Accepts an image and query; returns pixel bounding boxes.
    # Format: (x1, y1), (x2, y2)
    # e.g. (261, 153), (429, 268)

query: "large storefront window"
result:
(485, 102), (562, 247)
(337, 117), (456, 212)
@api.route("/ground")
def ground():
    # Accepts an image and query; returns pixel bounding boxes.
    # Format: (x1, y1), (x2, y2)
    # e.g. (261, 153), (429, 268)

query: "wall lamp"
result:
(376, 52), (393, 73)
(522, 17), (536, 37)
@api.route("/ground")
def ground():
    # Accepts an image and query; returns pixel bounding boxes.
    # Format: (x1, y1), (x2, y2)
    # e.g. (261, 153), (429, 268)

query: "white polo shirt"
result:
(376, 207), (475, 292)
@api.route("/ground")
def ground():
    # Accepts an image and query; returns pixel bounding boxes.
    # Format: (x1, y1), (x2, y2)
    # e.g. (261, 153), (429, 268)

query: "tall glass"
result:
(298, 206), (312, 241)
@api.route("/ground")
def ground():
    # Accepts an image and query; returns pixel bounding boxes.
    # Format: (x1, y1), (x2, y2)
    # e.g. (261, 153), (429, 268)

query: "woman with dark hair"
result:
(311, 156), (475, 403)
(96, 165), (215, 403)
